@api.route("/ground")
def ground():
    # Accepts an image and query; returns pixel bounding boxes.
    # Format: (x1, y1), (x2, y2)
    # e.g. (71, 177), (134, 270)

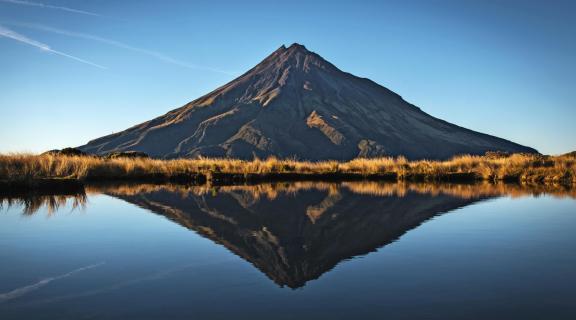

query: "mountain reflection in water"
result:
(2, 182), (574, 289)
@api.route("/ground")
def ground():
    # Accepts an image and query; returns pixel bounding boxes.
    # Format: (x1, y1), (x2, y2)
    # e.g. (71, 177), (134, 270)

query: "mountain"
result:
(79, 43), (537, 160)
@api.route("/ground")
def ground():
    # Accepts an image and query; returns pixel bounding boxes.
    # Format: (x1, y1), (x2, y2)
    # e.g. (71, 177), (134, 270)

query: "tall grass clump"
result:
(0, 152), (574, 186)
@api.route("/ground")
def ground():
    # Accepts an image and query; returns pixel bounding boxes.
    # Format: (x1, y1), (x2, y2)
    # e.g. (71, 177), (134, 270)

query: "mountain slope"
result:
(79, 43), (537, 160)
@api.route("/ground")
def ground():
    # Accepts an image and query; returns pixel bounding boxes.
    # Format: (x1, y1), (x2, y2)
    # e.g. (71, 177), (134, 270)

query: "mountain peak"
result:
(267, 43), (334, 74)
(270, 43), (314, 60)
(276, 43), (309, 53)
(287, 43), (308, 51)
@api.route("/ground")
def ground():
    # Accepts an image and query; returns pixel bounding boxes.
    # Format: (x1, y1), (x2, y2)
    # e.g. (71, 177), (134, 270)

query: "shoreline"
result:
(0, 171), (573, 194)
(2, 179), (575, 206)
(1, 152), (574, 192)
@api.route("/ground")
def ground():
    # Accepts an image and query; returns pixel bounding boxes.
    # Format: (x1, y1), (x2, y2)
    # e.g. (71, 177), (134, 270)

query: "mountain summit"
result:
(79, 43), (537, 160)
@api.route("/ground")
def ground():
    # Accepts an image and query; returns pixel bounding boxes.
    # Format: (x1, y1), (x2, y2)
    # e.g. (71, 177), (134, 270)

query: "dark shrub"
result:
(42, 148), (87, 156)
(104, 151), (150, 159)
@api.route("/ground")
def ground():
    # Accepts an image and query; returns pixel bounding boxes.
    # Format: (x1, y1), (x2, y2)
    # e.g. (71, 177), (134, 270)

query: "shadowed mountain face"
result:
(101, 182), (491, 288)
(79, 44), (537, 160)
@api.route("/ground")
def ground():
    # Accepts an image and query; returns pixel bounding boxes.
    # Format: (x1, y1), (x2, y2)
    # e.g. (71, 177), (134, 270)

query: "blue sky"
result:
(1, 0), (574, 155)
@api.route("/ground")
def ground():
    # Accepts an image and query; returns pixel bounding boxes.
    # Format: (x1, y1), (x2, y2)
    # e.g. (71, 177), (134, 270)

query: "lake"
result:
(1, 182), (575, 319)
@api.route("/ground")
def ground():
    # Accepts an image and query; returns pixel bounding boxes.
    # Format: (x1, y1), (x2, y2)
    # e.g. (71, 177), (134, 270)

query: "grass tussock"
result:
(0, 152), (574, 186)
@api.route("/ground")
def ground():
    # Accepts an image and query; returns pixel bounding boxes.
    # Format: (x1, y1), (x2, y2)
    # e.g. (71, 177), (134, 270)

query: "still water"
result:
(1, 182), (575, 319)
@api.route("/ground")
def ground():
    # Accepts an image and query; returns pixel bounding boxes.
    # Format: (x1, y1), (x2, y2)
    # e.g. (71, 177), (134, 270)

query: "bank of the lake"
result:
(0, 152), (574, 191)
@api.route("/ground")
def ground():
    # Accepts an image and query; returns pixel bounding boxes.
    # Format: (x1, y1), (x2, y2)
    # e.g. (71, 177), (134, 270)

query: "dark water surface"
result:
(1, 182), (575, 319)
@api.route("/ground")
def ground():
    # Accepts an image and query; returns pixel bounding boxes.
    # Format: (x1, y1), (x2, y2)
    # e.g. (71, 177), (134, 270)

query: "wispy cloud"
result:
(16, 23), (235, 75)
(0, 262), (105, 303)
(0, 0), (101, 17)
(0, 24), (106, 69)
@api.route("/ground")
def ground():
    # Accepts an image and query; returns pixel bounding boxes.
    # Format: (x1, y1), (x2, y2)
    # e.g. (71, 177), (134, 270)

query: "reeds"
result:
(0, 152), (574, 186)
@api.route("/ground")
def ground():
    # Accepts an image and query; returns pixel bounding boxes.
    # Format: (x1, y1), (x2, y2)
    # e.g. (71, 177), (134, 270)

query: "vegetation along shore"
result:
(0, 150), (574, 191)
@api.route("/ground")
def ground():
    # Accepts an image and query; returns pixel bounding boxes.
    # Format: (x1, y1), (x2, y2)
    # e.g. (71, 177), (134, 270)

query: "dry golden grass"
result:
(0, 152), (574, 185)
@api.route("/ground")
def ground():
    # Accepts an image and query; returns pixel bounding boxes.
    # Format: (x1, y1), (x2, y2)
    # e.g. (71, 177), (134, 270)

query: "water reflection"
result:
(0, 192), (86, 216)
(1, 182), (574, 289)
(89, 181), (576, 200)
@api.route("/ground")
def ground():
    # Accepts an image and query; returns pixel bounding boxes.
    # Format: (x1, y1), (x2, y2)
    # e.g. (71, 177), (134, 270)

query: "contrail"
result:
(0, 0), (101, 17)
(15, 23), (235, 75)
(0, 262), (105, 303)
(0, 24), (107, 69)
